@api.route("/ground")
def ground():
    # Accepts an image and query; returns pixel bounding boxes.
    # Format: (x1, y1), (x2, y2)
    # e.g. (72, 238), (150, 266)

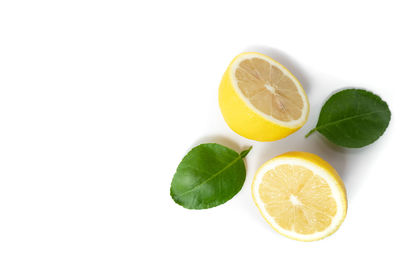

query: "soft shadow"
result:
(304, 130), (383, 201)
(305, 85), (380, 183)
(254, 131), (347, 188)
(244, 45), (311, 94)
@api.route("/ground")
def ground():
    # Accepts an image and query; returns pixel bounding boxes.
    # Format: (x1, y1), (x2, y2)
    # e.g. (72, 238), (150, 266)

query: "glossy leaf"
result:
(306, 89), (391, 148)
(170, 143), (252, 209)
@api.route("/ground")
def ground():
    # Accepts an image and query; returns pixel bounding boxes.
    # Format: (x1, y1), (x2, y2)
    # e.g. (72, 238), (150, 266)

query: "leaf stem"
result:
(305, 128), (317, 138)
(240, 146), (252, 158)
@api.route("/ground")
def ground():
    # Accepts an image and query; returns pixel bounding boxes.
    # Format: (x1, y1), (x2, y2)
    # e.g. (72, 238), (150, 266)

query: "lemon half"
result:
(252, 152), (347, 241)
(219, 52), (309, 141)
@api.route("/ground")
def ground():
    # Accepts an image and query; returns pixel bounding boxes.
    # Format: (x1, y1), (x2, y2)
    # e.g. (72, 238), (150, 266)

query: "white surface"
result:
(0, 1), (399, 266)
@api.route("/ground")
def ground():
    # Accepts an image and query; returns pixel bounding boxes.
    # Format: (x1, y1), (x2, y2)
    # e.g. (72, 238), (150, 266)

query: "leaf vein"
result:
(175, 155), (242, 198)
(316, 110), (387, 131)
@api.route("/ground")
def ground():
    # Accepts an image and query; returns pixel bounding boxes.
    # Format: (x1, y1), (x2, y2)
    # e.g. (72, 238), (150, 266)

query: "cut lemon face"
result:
(252, 152), (347, 241)
(219, 52), (309, 141)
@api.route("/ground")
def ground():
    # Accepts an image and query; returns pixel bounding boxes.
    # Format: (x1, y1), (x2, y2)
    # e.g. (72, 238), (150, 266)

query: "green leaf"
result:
(170, 143), (252, 209)
(306, 89), (391, 148)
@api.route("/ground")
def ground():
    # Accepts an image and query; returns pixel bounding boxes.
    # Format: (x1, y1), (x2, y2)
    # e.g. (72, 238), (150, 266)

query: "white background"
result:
(0, 1), (399, 266)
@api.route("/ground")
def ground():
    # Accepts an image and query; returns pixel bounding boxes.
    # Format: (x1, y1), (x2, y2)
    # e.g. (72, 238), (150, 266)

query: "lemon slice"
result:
(219, 52), (309, 141)
(252, 152), (347, 241)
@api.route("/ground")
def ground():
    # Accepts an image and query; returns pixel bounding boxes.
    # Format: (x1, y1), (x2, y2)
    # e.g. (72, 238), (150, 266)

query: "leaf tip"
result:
(240, 146), (252, 158)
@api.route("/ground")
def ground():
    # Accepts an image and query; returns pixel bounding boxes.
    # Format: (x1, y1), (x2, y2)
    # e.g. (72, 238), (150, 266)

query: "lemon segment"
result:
(252, 152), (347, 241)
(219, 52), (309, 141)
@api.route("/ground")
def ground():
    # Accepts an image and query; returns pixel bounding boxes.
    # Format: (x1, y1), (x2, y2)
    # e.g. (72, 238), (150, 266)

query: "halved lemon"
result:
(219, 52), (309, 141)
(252, 152), (347, 241)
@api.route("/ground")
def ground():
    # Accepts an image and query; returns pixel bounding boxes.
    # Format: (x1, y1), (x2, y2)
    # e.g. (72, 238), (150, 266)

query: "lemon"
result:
(252, 152), (347, 241)
(219, 52), (309, 141)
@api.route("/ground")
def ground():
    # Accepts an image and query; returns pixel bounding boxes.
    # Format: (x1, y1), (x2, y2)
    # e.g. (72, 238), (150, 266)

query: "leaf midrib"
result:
(315, 110), (387, 131)
(175, 155), (242, 198)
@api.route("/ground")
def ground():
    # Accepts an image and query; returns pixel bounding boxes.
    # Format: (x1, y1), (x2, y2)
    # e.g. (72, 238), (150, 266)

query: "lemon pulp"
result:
(219, 52), (309, 141)
(252, 152), (347, 241)
(235, 57), (304, 122)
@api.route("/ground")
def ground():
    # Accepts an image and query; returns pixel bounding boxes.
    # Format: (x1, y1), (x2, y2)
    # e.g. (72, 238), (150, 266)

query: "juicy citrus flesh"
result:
(252, 152), (347, 241)
(218, 52), (309, 141)
(235, 57), (304, 122)
(260, 164), (337, 234)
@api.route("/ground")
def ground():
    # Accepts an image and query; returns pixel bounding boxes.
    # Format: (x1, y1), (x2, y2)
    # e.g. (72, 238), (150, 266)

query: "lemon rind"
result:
(251, 152), (347, 241)
(229, 52), (309, 129)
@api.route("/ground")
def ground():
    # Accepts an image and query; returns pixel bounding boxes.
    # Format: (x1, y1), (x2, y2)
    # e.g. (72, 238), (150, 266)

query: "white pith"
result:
(252, 157), (346, 241)
(230, 53), (309, 128)
(290, 194), (301, 205)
